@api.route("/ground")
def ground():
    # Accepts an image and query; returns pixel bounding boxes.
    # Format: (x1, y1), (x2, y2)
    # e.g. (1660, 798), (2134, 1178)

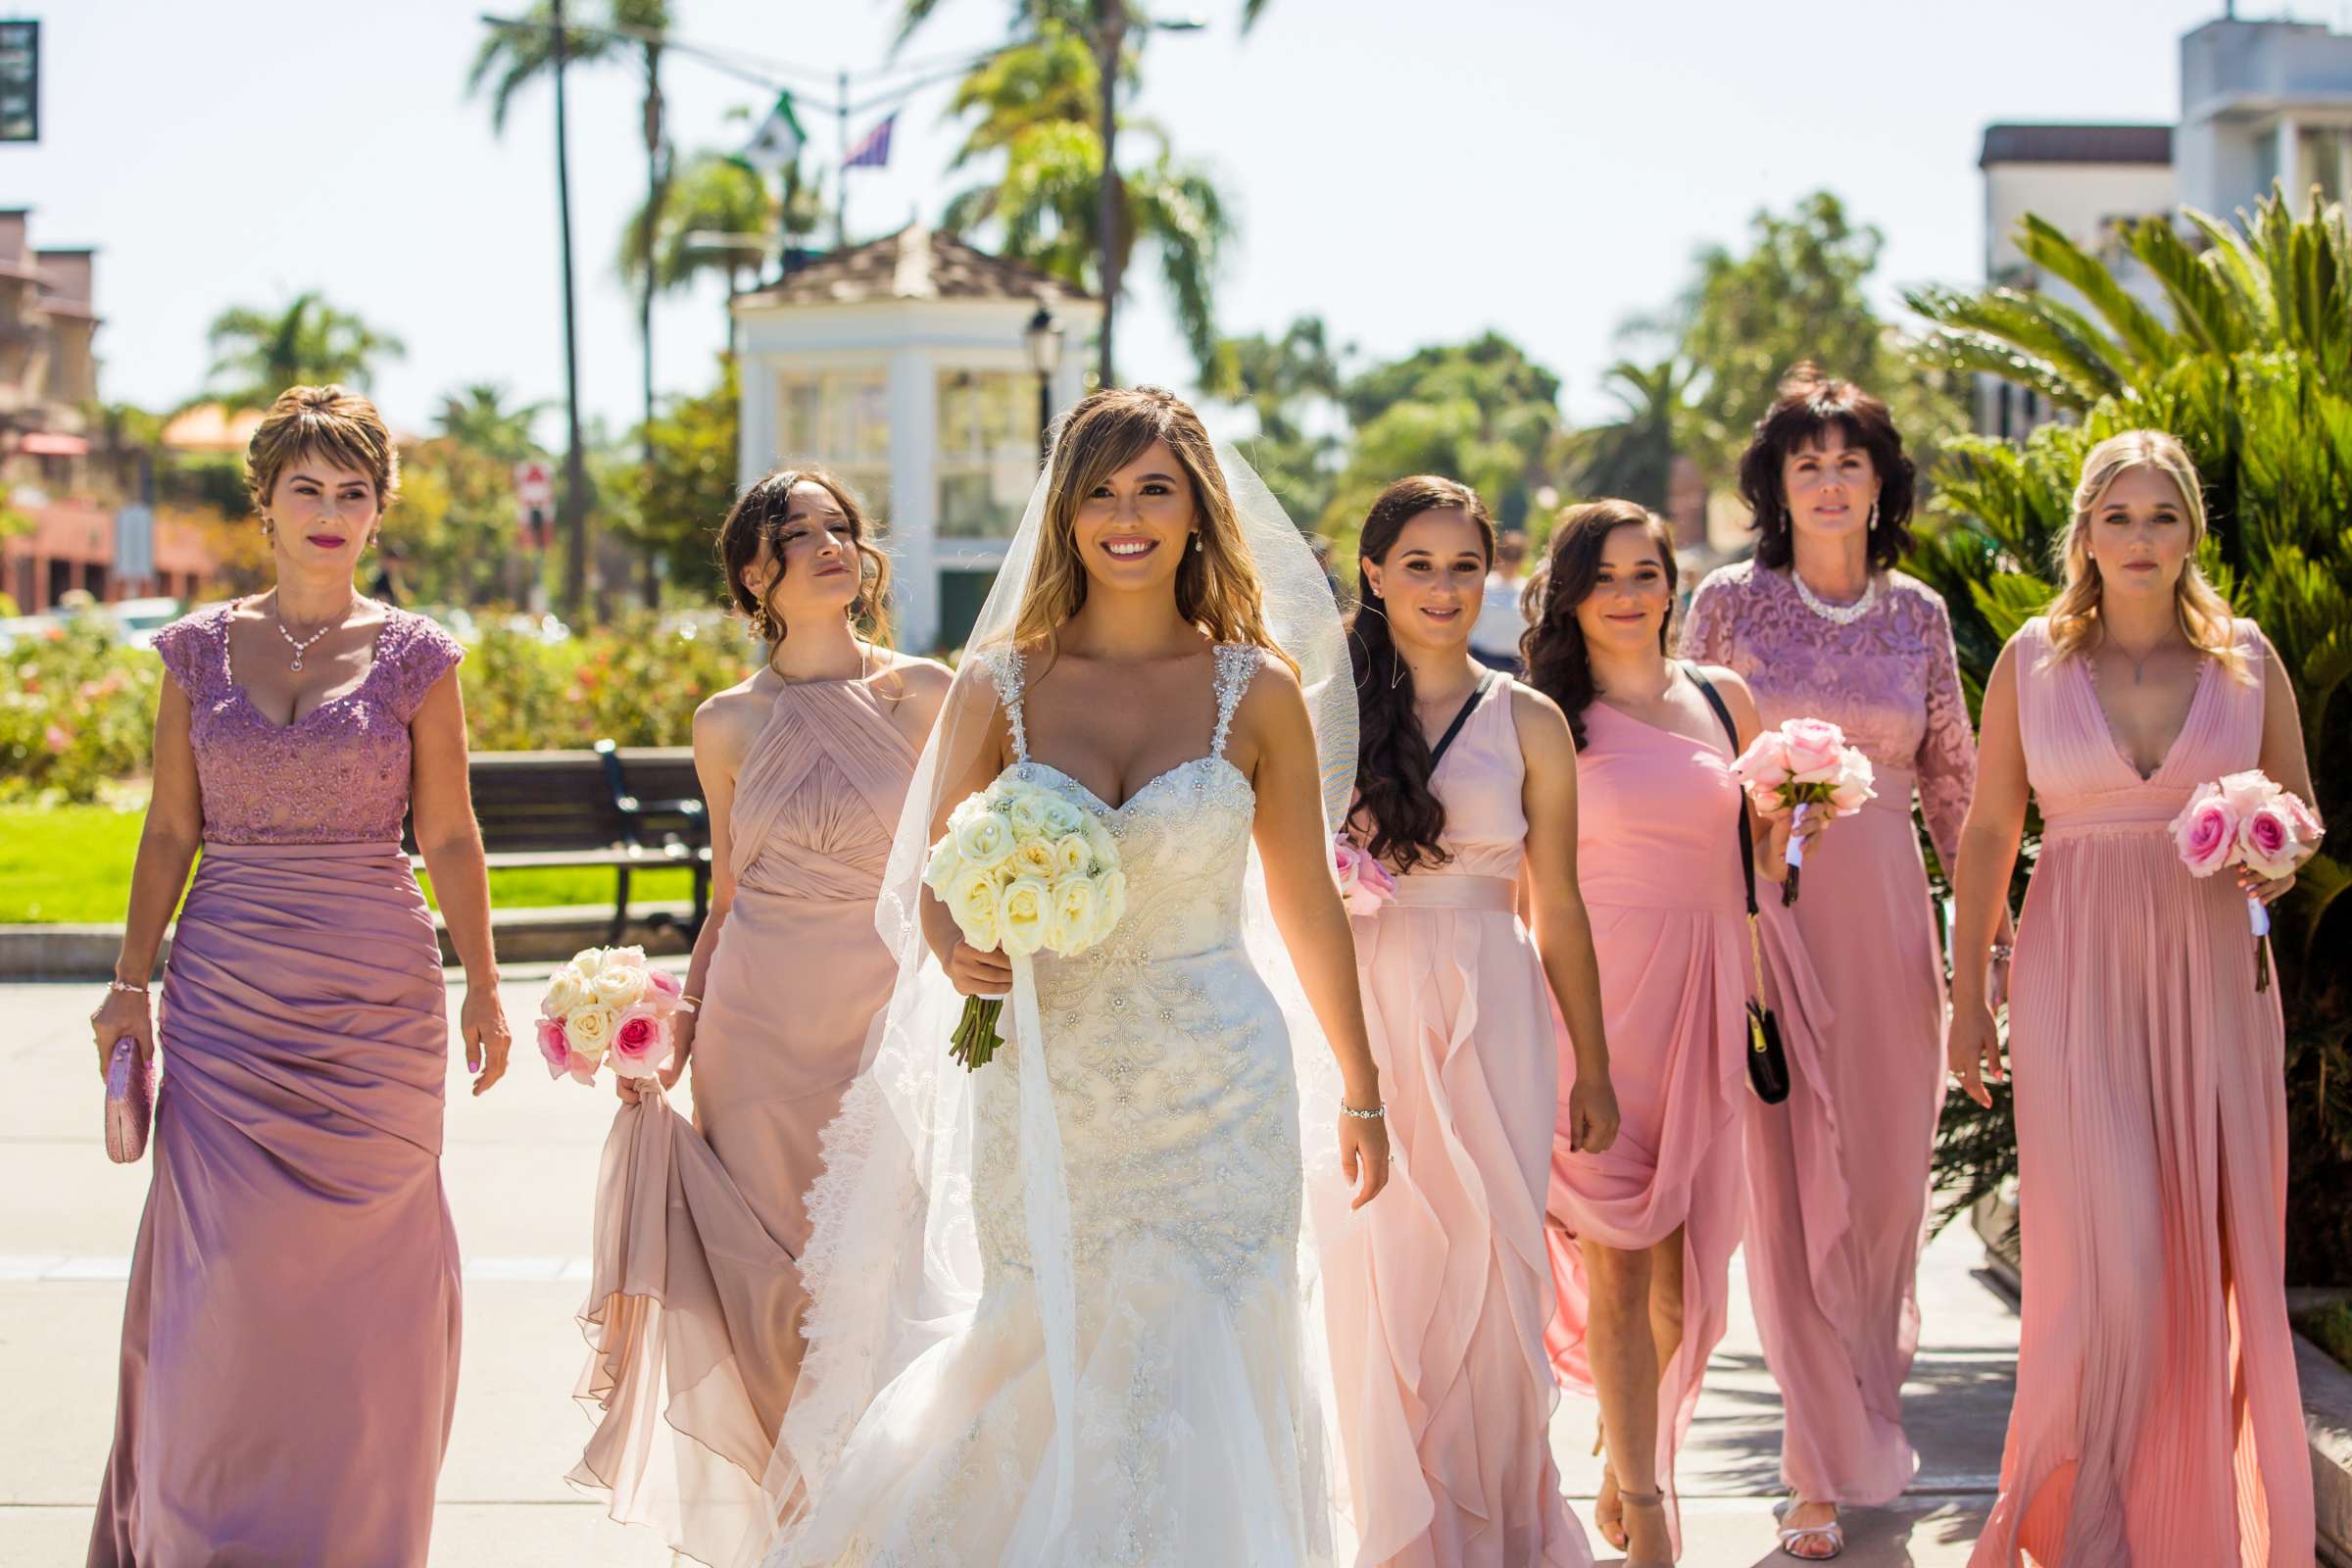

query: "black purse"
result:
(1683, 663), (1792, 1104)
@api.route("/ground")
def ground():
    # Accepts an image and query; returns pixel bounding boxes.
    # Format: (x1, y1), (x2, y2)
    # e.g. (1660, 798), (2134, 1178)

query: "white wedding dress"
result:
(760, 642), (1342, 1567)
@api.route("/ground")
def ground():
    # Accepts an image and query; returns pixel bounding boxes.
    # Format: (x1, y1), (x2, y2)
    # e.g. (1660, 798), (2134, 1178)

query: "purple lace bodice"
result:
(152, 604), (464, 846)
(1680, 561), (1978, 866)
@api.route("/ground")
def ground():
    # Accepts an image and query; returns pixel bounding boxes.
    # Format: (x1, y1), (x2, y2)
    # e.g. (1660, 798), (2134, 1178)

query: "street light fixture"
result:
(1026, 301), (1065, 460)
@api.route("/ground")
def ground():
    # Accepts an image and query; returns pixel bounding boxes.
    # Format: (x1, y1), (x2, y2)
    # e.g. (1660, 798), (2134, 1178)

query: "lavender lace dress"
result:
(90, 604), (466, 1568)
(1681, 562), (1980, 1506)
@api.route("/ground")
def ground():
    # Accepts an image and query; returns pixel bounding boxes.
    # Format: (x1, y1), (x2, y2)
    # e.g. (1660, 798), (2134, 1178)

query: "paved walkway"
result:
(2, 975), (2017, 1566)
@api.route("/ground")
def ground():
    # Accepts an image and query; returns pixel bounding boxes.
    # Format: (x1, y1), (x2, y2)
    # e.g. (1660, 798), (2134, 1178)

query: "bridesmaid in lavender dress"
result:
(1949, 432), (2316, 1565)
(572, 469), (949, 1565)
(85, 386), (511, 1567)
(1325, 476), (1611, 1568)
(1527, 501), (1810, 1568)
(1681, 366), (1996, 1559)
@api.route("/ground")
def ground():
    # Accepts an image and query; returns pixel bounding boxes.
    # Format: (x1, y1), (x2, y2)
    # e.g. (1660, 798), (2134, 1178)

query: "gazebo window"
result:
(937, 368), (1035, 539)
(775, 369), (891, 518)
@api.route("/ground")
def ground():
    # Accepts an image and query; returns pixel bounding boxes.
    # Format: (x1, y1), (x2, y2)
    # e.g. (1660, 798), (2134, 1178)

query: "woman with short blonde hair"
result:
(87, 384), (508, 1566)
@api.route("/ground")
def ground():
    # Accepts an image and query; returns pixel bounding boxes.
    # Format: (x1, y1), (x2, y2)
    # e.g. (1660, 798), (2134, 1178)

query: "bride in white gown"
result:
(750, 387), (1390, 1568)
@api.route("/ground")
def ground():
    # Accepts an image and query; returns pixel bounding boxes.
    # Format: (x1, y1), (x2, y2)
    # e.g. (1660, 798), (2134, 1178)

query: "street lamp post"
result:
(1025, 301), (1065, 461)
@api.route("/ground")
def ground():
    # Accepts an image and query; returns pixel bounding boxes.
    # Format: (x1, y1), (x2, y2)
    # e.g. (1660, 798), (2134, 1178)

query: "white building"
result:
(732, 223), (1100, 653)
(1974, 11), (2352, 437)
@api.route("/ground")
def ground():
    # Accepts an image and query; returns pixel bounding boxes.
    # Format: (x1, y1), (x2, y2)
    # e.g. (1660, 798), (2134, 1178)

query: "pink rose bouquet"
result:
(1334, 833), (1398, 918)
(1729, 718), (1878, 906)
(2168, 770), (2325, 992)
(536, 945), (696, 1084)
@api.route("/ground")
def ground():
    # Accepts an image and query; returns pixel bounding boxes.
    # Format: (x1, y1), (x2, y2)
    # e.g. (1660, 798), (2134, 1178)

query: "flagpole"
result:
(834, 67), (850, 250)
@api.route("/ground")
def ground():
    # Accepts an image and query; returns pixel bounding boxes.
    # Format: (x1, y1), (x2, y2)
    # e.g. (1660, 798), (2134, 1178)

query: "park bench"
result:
(405, 744), (711, 948)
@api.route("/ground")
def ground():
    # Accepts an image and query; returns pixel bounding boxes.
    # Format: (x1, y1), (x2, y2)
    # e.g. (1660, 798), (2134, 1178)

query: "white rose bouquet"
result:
(535, 945), (694, 1084)
(923, 777), (1126, 1069)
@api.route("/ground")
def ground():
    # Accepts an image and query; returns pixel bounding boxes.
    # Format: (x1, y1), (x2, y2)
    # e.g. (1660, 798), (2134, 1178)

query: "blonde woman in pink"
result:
(1948, 430), (2318, 1565)
(1326, 475), (1611, 1568)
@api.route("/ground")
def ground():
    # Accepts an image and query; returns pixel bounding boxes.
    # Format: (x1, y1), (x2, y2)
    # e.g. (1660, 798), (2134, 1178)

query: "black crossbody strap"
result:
(1681, 662), (1757, 917)
(1427, 668), (1500, 772)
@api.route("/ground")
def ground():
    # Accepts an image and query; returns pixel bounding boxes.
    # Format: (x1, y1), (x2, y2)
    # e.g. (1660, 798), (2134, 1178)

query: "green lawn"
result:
(0, 805), (694, 923)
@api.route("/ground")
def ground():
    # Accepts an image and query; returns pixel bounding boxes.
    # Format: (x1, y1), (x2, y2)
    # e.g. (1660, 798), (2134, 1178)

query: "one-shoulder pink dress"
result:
(570, 673), (914, 1567)
(1544, 688), (1750, 1557)
(1971, 617), (2312, 1567)
(1326, 677), (1592, 1568)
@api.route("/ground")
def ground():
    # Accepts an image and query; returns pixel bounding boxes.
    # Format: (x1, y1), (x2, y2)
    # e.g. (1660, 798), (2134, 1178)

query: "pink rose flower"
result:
(645, 967), (687, 1011)
(43, 723), (73, 755)
(1828, 750), (1878, 814)
(2215, 769), (2279, 819)
(2279, 791), (2325, 844)
(536, 1016), (572, 1079)
(2170, 784), (2237, 877)
(1334, 836), (1396, 918)
(1731, 730), (1793, 802)
(609, 1004), (671, 1080)
(2237, 799), (2305, 880)
(565, 1051), (600, 1086)
(1780, 717), (1846, 785)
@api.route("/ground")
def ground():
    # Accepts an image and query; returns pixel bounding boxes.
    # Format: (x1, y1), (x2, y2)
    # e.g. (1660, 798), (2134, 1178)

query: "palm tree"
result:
(898, 1), (1271, 385)
(202, 294), (406, 410)
(933, 23), (1233, 385)
(1566, 358), (1693, 512)
(471, 1), (673, 494)
(436, 384), (551, 464)
(616, 147), (827, 342)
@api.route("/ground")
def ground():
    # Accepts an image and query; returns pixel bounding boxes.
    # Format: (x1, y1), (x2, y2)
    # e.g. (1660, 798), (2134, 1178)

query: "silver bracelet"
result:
(1340, 1101), (1386, 1120)
(107, 979), (149, 995)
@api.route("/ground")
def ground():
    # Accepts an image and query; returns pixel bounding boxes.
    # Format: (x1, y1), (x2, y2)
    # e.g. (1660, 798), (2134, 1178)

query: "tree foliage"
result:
(202, 293), (406, 411)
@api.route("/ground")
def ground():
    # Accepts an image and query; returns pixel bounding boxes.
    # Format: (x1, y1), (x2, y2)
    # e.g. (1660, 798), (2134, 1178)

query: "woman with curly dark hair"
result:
(1681, 364), (1996, 1559)
(1326, 474), (1615, 1566)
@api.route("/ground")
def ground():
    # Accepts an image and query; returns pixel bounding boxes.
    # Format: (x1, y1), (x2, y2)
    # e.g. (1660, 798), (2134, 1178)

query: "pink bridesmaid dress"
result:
(93, 604), (466, 1567)
(1327, 677), (1592, 1568)
(1971, 616), (2312, 1566)
(1545, 681), (1750, 1556)
(569, 672), (915, 1567)
(1681, 562), (1980, 1506)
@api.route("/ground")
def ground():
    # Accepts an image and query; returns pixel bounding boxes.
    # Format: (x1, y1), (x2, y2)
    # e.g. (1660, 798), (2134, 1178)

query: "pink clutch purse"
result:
(104, 1037), (153, 1164)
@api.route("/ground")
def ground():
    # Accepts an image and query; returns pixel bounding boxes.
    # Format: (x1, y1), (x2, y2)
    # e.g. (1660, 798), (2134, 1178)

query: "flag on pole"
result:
(844, 112), (896, 170)
(740, 91), (806, 171)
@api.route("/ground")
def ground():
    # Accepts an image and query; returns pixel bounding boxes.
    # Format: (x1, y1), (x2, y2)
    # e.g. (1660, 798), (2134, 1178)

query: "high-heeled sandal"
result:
(1617, 1490), (1671, 1567)
(1776, 1496), (1843, 1559)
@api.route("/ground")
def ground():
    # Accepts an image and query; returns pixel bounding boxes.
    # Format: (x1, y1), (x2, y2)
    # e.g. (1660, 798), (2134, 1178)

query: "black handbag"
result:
(1683, 663), (1792, 1104)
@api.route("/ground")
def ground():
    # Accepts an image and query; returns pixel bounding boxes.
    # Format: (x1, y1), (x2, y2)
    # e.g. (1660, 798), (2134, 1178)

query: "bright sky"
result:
(22, 0), (2328, 443)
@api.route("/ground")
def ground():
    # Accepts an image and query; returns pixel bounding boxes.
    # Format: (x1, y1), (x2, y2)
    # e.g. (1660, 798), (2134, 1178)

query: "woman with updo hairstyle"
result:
(1681, 363), (1991, 1557)
(87, 385), (509, 1565)
(1322, 474), (1612, 1566)
(1947, 430), (2319, 1564)
(568, 466), (951, 1565)
(1529, 499), (1809, 1568)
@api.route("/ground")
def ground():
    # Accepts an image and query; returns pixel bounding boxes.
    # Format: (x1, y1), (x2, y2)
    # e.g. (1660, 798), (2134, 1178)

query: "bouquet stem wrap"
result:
(2248, 895), (2272, 993)
(1781, 802), (1811, 907)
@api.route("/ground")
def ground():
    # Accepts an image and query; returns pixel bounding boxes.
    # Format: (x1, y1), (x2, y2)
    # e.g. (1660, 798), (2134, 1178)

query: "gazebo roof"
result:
(734, 222), (1094, 310)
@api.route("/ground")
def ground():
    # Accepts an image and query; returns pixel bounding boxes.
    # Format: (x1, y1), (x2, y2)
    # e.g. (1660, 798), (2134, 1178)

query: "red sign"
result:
(513, 461), (554, 509)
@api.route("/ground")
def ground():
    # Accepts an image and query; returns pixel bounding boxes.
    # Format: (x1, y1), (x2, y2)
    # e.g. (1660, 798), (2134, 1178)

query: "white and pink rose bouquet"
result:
(1334, 833), (1398, 918)
(923, 776), (1127, 1070)
(536, 945), (695, 1085)
(1729, 716), (1877, 906)
(2169, 769), (2324, 993)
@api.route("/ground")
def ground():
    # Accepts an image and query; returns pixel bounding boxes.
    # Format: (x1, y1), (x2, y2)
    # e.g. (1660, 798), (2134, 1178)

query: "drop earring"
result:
(1192, 532), (1203, 553)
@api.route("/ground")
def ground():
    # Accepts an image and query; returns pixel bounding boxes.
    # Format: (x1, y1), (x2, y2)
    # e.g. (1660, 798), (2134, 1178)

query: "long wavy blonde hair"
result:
(2044, 429), (2247, 680)
(1014, 386), (1292, 670)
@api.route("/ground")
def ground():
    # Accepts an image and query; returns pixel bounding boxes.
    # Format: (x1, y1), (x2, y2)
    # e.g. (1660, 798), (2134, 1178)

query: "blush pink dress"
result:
(1544, 685), (1750, 1557)
(93, 604), (466, 1567)
(1326, 678), (1592, 1568)
(1682, 562), (1980, 1505)
(569, 673), (915, 1567)
(1970, 616), (2312, 1567)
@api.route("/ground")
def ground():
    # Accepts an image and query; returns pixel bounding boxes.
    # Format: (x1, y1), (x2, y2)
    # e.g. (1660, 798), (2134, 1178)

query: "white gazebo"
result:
(732, 223), (1100, 652)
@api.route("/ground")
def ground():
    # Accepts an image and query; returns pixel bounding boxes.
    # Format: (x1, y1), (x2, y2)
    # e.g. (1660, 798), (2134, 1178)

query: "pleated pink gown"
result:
(1682, 563), (1981, 1505)
(1545, 688), (1750, 1557)
(1326, 678), (1592, 1568)
(1971, 616), (2312, 1567)
(93, 605), (466, 1567)
(570, 674), (914, 1567)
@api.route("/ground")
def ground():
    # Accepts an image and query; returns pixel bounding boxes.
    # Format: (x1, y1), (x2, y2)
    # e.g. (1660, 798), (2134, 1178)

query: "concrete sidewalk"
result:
(2, 975), (2017, 1566)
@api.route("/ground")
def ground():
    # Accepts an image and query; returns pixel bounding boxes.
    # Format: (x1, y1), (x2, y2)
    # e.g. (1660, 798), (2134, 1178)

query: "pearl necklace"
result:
(1789, 568), (1878, 626)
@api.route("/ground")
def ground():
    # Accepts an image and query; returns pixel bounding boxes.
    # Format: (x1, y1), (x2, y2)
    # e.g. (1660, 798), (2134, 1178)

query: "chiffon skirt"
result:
(89, 842), (461, 1568)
